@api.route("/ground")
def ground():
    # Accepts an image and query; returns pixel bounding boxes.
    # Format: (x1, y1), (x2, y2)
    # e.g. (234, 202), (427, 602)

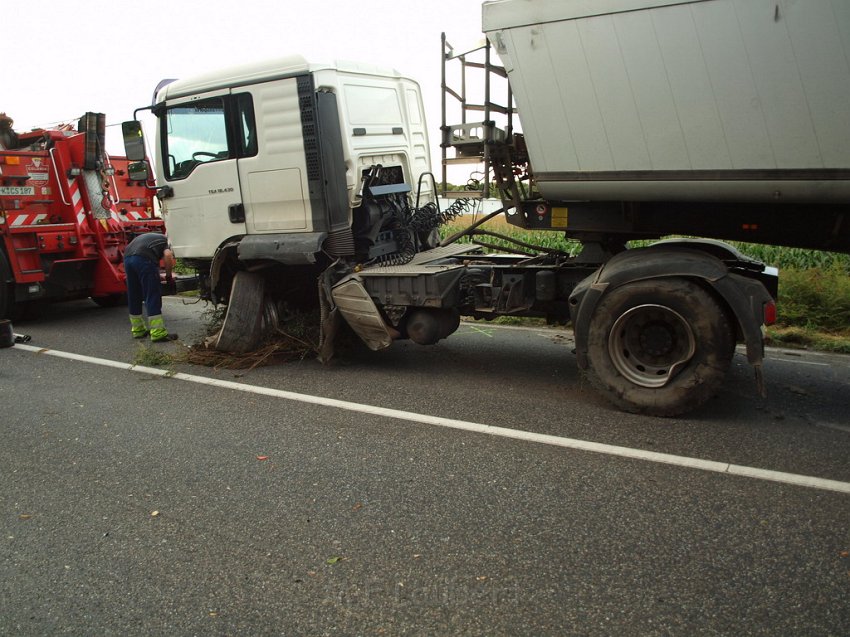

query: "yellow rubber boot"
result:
(130, 314), (149, 339)
(149, 315), (177, 342)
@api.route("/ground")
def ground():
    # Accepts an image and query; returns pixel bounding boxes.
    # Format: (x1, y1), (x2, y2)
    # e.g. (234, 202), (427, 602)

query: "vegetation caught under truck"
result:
(124, 0), (850, 416)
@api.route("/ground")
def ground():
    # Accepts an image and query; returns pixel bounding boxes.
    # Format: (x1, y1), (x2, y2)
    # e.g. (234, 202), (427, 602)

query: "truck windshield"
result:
(163, 98), (229, 180)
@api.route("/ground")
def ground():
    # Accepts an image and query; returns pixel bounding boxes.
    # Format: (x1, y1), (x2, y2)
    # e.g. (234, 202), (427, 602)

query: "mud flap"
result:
(317, 267), (340, 363)
(317, 303), (341, 364)
(331, 277), (394, 351)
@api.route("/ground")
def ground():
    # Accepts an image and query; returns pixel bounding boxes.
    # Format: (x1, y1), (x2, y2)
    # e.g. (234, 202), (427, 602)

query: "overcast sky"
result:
(6, 0), (491, 173)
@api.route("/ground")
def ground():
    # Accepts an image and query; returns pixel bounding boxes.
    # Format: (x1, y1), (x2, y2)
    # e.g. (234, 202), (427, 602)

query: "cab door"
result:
(234, 76), (313, 234)
(156, 89), (245, 259)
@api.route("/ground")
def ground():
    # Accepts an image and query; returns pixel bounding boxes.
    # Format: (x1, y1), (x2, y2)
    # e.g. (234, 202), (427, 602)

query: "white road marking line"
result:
(14, 343), (850, 495)
(766, 357), (830, 367)
(815, 421), (850, 434)
(459, 326), (495, 338)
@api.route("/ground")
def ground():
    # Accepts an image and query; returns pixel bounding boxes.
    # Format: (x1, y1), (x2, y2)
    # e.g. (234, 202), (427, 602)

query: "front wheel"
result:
(214, 271), (265, 354)
(585, 278), (734, 417)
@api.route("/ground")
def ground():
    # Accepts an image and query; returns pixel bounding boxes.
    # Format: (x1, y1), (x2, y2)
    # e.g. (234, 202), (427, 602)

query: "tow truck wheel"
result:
(214, 271), (265, 354)
(585, 277), (734, 417)
(0, 250), (13, 319)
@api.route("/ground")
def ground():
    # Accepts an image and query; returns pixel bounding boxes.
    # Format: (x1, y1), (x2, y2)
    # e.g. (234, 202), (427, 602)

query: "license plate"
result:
(0, 186), (35, 196)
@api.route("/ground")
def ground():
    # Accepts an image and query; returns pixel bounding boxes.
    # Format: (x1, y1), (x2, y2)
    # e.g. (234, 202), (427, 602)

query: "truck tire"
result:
(0, 250), (13, 320)
(584, 277), (734, 417)
(214, 271), (265, 354)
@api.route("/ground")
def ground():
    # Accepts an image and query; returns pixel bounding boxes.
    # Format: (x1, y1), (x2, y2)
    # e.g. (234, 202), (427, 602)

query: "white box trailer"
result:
(483, 0), (850, 202)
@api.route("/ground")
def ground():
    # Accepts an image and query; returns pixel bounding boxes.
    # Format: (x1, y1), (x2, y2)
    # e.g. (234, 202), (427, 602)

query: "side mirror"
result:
(122, 120), (147, 161)
(127, 160), (151, 182)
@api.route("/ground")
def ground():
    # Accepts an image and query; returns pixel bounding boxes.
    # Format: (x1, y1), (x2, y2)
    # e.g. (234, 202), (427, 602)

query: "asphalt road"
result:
(1, 297), (849, 636)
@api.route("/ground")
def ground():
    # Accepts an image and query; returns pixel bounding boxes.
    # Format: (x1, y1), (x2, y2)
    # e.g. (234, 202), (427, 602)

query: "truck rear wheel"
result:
(585, 277), (734, 417)
(214, 271), (265, 354)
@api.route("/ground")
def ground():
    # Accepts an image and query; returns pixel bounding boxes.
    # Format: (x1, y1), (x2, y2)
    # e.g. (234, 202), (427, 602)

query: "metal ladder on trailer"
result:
(440, 33), (516, 199)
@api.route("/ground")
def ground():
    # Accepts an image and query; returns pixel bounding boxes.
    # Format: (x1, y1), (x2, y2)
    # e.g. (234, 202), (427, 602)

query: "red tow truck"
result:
(0, 112), (164, 318)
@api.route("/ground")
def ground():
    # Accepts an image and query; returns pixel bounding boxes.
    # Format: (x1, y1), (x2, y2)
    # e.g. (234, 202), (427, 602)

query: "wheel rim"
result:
(608, 304), (696, 388)
(260, 297), (279, 335)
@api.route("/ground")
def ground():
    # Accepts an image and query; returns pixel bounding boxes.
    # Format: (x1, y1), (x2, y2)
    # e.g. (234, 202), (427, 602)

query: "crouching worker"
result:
(124, 233), (178, 342)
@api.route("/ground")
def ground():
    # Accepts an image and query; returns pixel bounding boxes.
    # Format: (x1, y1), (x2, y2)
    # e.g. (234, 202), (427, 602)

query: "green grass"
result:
(173, 259), (196, 275)
(133, 344), (176, 367)
(771, 266), (850, 333)
(766, 326), (850, 354)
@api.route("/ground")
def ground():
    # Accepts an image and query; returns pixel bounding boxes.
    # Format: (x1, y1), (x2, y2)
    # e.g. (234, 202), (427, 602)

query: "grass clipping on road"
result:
(185, 306), (321, 371)
(133, 307), (319, 371)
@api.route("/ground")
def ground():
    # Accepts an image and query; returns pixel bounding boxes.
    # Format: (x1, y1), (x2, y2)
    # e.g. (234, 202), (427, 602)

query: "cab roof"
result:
(156, 55), (411, 103)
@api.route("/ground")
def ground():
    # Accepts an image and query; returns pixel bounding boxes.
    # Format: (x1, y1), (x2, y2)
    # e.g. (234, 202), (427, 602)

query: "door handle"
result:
(228, 203), (245, 223)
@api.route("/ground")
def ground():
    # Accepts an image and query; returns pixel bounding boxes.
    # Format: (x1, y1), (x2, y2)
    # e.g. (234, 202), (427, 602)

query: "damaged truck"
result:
(123, 0), (849, 416)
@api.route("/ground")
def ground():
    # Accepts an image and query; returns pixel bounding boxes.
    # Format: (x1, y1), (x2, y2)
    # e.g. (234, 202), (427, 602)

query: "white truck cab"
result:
(131, 56), (433, 269)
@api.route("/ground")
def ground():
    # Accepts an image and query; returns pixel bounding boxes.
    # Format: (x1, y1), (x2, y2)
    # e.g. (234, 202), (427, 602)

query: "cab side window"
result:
(162, 93), (257, 180)
(164, 98), (229, 180)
